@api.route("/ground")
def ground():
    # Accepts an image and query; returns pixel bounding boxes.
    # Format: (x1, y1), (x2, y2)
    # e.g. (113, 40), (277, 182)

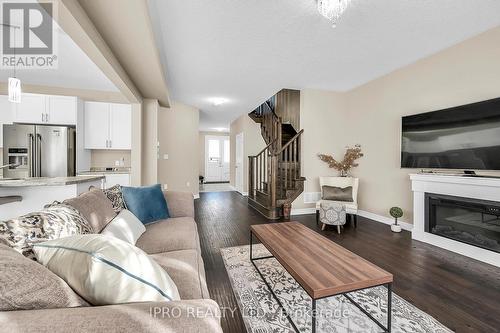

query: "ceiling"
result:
(0, 17), (118, 92)
(149, 0), (500, 132)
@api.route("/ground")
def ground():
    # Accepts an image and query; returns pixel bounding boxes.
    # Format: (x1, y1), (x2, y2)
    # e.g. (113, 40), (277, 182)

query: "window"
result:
(224, 140), (230, 163)
(208, 139), (220, 162)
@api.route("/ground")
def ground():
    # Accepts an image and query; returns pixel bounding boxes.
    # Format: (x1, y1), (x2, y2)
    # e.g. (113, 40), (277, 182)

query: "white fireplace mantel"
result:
(410, 173), (500, 267)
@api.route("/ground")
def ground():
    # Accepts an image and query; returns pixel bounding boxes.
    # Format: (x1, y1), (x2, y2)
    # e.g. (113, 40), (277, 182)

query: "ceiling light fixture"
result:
(209, 97), (228, 106)
(317, 0), (352, 27)
(2, 23), (22, 103)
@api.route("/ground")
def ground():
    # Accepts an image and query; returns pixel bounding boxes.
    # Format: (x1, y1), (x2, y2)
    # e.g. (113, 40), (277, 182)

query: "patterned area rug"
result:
(221, 244), (452, 333)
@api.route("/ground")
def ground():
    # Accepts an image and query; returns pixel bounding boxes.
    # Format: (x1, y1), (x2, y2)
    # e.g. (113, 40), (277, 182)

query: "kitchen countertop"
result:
(79, 168), (131, 175)
(0, 175), (105, 187)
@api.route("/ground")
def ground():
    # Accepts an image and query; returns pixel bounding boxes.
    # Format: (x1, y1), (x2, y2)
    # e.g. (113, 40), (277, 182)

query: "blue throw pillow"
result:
(121, 184), (170, 224)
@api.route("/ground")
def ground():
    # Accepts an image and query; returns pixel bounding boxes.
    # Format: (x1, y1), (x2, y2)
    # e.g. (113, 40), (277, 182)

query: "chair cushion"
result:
(316, 200), (358, 214)
(0, 244), (88, 311)
(33, 234), (180, 306)
(136, 217), (200, 254)
(64, 188), (116, 233)
(322, 185), (353, 202)
(122, 184), (170, 224)
(101, 209), (146, 245)
(0, 203), (92, 260)
(150, 249), (209, 300)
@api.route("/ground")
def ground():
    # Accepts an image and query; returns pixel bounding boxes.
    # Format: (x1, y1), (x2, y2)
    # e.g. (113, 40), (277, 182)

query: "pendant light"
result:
(7, 24), (21, 103)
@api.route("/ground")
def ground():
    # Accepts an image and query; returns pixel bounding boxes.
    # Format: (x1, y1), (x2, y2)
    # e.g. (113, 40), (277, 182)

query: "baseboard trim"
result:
(289, 207), (414, 231)
(357, 210), (413, 231)
(291, 208), (316, 215)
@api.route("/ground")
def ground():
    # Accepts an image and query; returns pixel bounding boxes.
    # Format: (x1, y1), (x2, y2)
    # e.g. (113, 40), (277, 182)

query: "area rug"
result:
(221, 244), (452, 333)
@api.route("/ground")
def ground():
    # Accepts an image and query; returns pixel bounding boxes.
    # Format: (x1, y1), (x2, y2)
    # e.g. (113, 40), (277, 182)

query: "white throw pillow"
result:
(33, 234), (180, 306)
(101, 209), (146, 245)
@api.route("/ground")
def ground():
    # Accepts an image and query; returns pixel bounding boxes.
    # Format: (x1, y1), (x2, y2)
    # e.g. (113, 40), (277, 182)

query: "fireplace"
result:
(425, 193), (500, 253)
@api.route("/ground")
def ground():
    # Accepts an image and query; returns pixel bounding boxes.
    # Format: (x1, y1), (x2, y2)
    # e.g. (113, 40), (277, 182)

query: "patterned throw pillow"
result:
(103, 184), (127, 213)
(0, 204), (92, 260)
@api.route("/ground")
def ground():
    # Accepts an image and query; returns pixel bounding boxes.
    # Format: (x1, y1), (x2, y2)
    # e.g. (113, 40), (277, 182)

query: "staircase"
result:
(247, 89), (305, 219)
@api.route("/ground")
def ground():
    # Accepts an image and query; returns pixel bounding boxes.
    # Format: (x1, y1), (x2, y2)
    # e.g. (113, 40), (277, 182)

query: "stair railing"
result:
(248, 139), (276, 201)
(273, 129), (304, 199)
(260, 102), (281, 152)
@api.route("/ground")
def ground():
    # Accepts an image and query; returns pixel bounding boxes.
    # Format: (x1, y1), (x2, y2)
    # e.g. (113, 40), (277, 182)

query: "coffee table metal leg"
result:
(250, 230), (253, 260)
(387, 283), (392, 332)
(312, 298), (317, 333)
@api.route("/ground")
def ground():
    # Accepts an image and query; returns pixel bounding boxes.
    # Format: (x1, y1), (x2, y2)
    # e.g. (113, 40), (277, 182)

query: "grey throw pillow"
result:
(0, 244), (88, 310)
(322, 185), (354, 202)
(64, 188), (117, 232)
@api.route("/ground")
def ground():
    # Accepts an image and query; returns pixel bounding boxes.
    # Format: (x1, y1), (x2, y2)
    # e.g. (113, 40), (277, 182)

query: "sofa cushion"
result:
(0, 204), (92, 260)
(122, 184), (170, 224)
(33, 234), (180, 306)
(101, 209), (146, 245)
(103, 184), (127, 213)
(136, 217), (200, 254)
(150, 249), (209, 300)
(64, 188), (116, 232)
(0, 244), (88, 311)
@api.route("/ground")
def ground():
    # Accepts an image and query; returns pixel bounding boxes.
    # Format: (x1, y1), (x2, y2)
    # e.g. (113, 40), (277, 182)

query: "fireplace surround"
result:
(411, 173), (500, 267)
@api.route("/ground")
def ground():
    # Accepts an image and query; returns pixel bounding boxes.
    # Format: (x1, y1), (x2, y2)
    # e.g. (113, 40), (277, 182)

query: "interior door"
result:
(205, 135), (230, 182)
(235, 132), (244, 193)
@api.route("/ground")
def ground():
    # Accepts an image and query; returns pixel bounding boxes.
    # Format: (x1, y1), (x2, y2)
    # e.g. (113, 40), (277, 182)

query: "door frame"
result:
(235, 132), (245, 194)
(204, 135), (230, 183)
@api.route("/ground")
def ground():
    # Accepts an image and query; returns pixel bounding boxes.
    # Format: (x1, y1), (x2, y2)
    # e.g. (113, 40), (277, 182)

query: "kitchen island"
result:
(0, 176), (104, 220)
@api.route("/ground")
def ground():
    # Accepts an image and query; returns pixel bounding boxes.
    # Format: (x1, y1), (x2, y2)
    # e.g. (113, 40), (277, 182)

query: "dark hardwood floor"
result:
(195, 191), (500, 333)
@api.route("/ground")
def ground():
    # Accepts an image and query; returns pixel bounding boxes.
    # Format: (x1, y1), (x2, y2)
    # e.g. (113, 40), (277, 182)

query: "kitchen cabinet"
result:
(0, 95), (15, 148)
(84, 101), (110, 149)
(104, 173), (130, 188)
(109, 103), (132, 149)
(84, 101), (131, 150)
(14, 93), (76, 125)
(47, 95), (77, 125)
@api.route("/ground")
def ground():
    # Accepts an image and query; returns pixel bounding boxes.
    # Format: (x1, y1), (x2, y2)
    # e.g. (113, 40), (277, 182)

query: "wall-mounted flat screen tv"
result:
(401, 97), (500, 170)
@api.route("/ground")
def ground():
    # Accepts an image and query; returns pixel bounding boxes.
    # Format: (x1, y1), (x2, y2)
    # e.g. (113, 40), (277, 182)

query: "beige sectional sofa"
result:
(0, 191), (223, 333)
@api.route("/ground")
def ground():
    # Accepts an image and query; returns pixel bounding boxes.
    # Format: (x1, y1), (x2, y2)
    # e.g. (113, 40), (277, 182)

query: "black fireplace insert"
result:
(425, 193), (500, 253)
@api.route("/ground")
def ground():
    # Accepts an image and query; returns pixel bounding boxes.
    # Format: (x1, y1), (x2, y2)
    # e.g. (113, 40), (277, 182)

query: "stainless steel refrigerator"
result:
(2, 124), (76, 178)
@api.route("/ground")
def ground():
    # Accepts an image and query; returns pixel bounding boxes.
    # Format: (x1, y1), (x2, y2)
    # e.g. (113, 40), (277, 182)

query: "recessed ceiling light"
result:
(208, 97), (228, 106)
(214, 127), (228, 132)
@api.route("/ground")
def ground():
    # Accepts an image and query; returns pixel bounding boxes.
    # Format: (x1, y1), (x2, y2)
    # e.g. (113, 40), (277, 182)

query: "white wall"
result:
(294, 26), (500, 223)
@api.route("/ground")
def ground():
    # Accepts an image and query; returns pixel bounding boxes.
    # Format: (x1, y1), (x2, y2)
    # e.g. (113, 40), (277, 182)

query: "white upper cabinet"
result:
(0, 95), (15, 148)
(84, 101), (131, 150)
(84, 101), (110, 149)
(15, 94), (45, 124)
(14, 93), (76, 125)
(47, 95), (77, 125)
(109, 103), (132, 150)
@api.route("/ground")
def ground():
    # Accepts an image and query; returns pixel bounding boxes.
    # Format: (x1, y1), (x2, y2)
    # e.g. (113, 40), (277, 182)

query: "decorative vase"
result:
(391, 224), (402, 233)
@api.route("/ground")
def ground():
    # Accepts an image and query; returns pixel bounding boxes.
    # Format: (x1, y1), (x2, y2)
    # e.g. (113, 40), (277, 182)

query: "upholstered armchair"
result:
(316, 176), (359, 227)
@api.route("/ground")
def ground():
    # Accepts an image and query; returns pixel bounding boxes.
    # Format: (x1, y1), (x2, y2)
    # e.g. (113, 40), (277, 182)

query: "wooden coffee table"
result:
(250, 222), (393, 333)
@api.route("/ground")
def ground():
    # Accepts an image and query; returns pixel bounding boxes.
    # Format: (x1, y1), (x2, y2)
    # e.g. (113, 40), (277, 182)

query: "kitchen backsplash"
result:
(91, 150), (131, 168)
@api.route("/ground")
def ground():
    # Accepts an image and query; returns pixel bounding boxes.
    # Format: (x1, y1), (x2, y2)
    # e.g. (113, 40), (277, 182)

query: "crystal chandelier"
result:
(317, 0), (352, 27)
